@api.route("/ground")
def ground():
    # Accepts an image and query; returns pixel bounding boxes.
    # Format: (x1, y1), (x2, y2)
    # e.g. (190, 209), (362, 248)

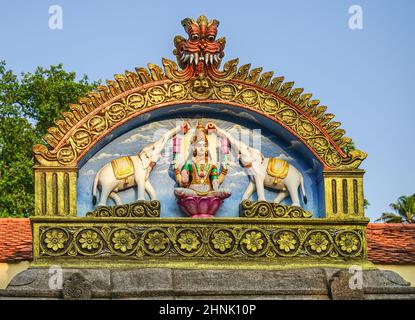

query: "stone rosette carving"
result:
(76, 229), (103, 255)
(275, 231), (300, 255)
(40, 228), (70, 256)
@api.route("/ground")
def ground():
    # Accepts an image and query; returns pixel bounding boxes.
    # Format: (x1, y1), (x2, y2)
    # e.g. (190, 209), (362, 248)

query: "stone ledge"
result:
(0, 267), (414, 300)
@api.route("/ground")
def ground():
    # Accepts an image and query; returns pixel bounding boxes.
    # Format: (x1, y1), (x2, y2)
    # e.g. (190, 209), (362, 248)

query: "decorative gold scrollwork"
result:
(260, 97), (280, 115)
(88, 116), (108, 135)
(126, 93), (146, 111)
(147, 86), (167, 104)
(297, 119), (316, 137)
(308, 136), (330, 153)
(33, 59), (366, 170)
(56, 146), (76, 164)
(239, 89), (259, 106)
(240, 200), (312, 219)
(107, 102), (127, 122)
(214, 83), (238, 101)
(72, 129), (91, 150)
(278, 109), (298, 126)
(86, 201), (160, 217)
(169, 82), (187, 100)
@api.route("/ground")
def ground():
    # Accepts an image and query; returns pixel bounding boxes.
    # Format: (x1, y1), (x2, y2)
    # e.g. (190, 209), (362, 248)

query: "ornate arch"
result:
(33, 15), (367, 219)
(33, 57), (366, 170)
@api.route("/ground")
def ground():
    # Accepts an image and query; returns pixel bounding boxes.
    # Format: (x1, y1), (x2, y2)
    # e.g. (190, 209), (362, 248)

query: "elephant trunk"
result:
(160, 125), (184, 151)
(215, 128), (241, 153)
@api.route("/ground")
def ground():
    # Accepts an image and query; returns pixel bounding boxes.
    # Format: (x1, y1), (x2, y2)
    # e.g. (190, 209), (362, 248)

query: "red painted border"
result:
(50, 79), (345, 170)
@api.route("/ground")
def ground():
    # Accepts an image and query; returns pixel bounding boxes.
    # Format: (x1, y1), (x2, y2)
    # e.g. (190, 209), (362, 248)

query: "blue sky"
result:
(0, 0), (414, 221)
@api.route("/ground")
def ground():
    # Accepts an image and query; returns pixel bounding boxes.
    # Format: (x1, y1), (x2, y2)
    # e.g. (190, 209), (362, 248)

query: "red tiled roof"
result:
(367, 223), (415, 264)
(0, 218), (32, 263)
(0, 219), (414, 264)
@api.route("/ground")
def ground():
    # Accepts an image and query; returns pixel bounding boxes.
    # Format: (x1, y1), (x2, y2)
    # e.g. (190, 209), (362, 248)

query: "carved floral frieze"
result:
(36, 222), (365, 261)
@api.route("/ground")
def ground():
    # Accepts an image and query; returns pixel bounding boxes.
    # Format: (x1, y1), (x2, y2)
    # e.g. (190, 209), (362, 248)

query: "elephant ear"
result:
(140, 152), (151, 169)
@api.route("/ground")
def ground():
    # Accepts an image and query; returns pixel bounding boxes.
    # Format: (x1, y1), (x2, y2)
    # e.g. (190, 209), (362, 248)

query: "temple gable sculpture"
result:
(30, 15), (370, 269)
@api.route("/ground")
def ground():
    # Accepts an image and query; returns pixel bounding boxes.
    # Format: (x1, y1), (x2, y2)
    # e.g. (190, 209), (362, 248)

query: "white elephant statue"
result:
(92, 123), (188, 206)
(214, 126), (307, 207)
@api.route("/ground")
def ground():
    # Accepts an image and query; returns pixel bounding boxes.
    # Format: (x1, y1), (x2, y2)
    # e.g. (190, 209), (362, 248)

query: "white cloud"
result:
(82, 169), (96, 176)
(227, 170), (248, 177)
(140, 113), (152, 122)
(236, 111), (260, 124)
(156, 167), (170, 175)
(276, 153), (295, 162)
(287, 140), (303, 150)
(305, 159), (321, 174)
(166, 104), (212, 114)
(227, 182), (238, 189)
(89, 152), (121, 162)
(139, 120), (167, 130)
(121, 133), (148, 144)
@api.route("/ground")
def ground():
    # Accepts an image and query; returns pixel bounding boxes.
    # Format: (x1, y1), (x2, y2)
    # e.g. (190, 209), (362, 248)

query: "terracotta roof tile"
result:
(367, 223), (415, 264)
(0, 218), (32, 262)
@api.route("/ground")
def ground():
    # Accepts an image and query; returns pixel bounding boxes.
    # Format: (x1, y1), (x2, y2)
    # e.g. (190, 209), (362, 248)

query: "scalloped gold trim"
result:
(33, 58), (366, 170)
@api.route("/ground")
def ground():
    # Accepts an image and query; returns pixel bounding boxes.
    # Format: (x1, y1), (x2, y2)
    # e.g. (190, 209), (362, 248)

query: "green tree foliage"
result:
(342, 141), (356, 155)
(376, 194), (415, 224)
(0, 61), (98, 217)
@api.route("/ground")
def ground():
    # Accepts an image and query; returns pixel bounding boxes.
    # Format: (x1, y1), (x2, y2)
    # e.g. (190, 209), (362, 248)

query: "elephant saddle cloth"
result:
(111, 156), (134, 180)
(267, 158), (289, 185)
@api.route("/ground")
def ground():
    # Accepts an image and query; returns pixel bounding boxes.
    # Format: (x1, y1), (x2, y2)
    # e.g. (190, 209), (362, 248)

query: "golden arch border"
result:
(33, 58), (367, 171)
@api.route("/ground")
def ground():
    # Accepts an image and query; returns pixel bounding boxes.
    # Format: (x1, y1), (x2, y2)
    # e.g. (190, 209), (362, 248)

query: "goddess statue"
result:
(173, 122), (231, 217)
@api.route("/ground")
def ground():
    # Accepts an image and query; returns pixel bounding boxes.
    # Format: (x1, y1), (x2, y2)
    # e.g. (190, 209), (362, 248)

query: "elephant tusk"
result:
(242, 162), (253, 168)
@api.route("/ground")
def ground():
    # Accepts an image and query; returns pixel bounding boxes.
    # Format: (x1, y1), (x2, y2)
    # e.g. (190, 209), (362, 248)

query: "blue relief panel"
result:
(77, 104), (324, 217)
